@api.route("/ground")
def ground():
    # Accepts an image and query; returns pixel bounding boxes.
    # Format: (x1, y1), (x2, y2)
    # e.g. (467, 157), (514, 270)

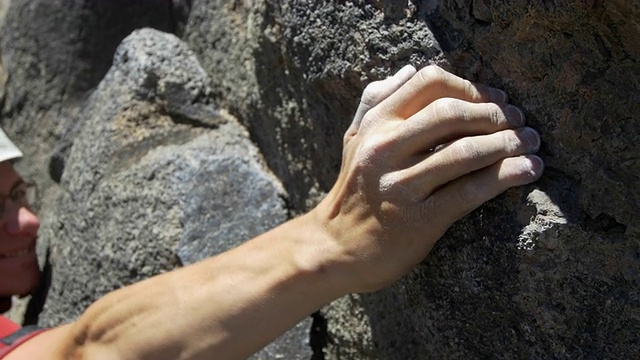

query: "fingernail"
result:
(525, 155), (545, 177)
(489, 88), (508, 103)
(520, 127), (540, 151)
(505, 105), (525, 127)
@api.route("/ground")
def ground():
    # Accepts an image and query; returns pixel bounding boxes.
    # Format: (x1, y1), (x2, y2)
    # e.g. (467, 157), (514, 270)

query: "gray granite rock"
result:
(34, 28), (311, 358)
(0, 0), (192, 208)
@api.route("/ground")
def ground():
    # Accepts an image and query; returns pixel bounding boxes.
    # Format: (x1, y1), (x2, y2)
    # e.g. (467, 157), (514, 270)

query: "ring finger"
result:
(401, 127), (541, 198)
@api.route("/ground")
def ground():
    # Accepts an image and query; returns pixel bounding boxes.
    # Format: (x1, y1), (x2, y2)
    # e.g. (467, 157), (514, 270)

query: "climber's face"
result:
(0, 161), (40, 298)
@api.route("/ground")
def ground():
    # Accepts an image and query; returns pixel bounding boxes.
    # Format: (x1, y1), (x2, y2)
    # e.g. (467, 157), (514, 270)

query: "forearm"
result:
(8, 65), (543, 360)
(61, 213), (343, 360)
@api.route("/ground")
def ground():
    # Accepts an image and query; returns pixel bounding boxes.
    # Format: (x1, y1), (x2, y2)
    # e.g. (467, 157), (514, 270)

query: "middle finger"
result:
(391, 98), (525, 157)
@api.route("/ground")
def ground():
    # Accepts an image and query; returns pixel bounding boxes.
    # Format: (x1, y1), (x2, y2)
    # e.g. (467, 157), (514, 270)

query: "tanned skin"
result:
(3, 66), (543, 360)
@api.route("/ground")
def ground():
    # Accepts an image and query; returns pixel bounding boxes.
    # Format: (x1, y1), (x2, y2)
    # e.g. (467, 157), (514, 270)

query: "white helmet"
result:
(0, 127), (23, 163)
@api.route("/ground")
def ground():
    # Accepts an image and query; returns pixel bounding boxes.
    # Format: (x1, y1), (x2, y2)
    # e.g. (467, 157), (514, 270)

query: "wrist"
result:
(288, 211), (352, 300)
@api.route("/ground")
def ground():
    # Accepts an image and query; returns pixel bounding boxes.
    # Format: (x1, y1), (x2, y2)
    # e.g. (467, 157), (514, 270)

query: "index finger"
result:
(377, 65), (508, 119)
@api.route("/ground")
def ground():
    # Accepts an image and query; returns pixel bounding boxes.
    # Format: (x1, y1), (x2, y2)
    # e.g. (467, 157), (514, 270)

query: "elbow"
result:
(59, 293), (126, 360)
(61, 320), (92, 360)
(59, 282), (180, 360)
(61, 321), (113, 360)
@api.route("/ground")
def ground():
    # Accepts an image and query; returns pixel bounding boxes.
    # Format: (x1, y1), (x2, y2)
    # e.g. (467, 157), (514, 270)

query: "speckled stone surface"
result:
(0, 0), (637, 358)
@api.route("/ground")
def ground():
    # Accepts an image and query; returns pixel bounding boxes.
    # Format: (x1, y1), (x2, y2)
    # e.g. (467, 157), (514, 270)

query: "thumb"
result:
(345, 65), (417, 143)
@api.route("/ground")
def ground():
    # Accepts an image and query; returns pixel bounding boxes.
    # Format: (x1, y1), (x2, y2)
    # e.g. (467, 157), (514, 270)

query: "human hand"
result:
(311, 65), (543, 294)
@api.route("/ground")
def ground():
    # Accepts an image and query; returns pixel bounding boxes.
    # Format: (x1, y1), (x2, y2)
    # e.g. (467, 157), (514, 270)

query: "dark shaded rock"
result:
(1, 0), (189, 111)
(181, 1), (639, 359)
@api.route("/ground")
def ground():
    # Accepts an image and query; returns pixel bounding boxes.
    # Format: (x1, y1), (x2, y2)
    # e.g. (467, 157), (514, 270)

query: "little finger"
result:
(426, 155), (545, 227)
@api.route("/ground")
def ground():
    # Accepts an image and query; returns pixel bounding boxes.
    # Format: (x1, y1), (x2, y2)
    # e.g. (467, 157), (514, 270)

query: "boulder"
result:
(0, 0), (191, 198)
(35, 28), (310, 359)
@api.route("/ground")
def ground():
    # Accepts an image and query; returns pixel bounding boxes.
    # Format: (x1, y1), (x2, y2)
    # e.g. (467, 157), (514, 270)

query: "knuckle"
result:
(417, 65), (447, 86)
(452, 138), (481, 161)
(431, 98), (457, 116)
(417, 201), (433, 222)
(431, 98), (469, 123)
(342, 131), (354, 146)
(357, 131), (395, 165)
(462, 79), (478, 99)
(378, 172), (405, 198)
(398, 203), (425, 225)
(360, 109), (381, 129)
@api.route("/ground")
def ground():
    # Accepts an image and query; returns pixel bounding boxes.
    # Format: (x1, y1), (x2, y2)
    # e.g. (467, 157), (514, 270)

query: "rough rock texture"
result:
(180, 1), (639, 358)
(0, 0), (191, 198)
(183, 1), (447, 212)
(0, 0), (637, 359)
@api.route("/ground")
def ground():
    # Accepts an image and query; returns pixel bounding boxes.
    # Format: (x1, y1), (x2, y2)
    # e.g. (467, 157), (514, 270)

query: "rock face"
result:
(181, 1), (639, 358)
(0, 0), (638, 359)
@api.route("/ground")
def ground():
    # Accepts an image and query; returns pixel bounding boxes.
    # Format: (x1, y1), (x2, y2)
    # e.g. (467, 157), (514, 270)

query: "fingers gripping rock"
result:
(346, 65), (417, 143)
(316, 65), (544, 294)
